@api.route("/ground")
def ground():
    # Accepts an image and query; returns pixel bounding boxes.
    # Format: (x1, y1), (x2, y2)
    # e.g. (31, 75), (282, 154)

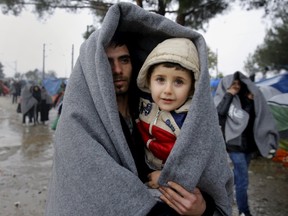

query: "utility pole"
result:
(14, 61), (17, 73)
(71, 44), (74, 77)
(43, 43), (46, 80)
(216, 48), (219, 78)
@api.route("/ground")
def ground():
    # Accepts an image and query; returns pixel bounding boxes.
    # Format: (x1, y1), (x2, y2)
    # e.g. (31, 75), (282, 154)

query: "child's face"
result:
(149, 64), (193, 112)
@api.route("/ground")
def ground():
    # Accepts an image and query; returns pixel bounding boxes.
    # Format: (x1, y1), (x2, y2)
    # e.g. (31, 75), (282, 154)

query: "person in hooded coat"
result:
(214, 71), (279, 216)
(20, 84), (38, 125)
(45, 2), (233, 216)
(39, 86), (53, 124)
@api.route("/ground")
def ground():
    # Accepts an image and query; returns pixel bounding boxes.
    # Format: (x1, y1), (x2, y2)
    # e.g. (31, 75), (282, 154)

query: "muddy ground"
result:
(0, 96), (287, 216)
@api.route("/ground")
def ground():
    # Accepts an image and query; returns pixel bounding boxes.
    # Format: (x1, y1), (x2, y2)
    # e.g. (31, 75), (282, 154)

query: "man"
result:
(45, 3), (233, 216)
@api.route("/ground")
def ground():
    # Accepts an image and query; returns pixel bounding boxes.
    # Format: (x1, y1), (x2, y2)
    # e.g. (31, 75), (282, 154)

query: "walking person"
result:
(39, 86), (53, 125)
(20, 84), (38, 125)
(214, 71), (279, 216)
(11, 81), (21, 104)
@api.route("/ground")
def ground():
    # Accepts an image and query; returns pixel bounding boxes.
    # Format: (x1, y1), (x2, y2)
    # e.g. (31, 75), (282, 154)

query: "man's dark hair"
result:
(109, 31), (129, 48)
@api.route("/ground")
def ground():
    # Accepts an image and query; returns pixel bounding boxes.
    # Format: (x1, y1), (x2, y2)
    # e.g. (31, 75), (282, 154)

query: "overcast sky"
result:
(0, 9), (93, 78)
(200, 6), (270, 77)
(0, 4), (270, 78)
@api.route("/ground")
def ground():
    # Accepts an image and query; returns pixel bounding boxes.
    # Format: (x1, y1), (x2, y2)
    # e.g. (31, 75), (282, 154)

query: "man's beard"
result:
(114, 75), (129, 95)
(115, 89), (128, 95)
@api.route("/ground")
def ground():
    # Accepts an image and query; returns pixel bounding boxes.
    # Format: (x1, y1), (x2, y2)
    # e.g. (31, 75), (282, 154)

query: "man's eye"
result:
(120, 57), (130, 64)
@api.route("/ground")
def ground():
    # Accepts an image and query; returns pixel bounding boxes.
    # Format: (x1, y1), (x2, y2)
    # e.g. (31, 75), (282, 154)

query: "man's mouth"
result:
(114, 80), (126, 85)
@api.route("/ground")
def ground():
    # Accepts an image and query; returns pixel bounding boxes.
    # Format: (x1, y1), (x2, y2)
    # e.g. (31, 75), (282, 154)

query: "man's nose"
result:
(112, 61), (122, 74)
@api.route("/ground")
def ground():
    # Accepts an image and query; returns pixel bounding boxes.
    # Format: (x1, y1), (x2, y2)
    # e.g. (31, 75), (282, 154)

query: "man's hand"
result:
(159, 182), (206, 216)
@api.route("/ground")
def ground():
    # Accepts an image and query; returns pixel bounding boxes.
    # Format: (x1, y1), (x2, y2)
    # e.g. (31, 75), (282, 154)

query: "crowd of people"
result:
(19, 84), (54, 125)
(0, 79), (65, 127)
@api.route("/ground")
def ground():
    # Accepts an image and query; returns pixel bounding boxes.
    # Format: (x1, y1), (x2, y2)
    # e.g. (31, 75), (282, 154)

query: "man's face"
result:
(106, 45), (132, 95)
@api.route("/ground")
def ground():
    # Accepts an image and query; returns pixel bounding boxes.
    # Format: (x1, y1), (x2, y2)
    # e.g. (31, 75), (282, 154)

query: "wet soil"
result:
(0, 96), (54, 216)
(0, 96), (287, 216)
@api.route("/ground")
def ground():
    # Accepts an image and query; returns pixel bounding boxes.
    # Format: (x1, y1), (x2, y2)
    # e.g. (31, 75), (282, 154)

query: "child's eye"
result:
(175, 79), (184, 85)
(156, 77), (165, 83)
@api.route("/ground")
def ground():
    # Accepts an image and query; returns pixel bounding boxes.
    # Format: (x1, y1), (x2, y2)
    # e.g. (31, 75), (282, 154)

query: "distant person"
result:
(31, 85), (42, 123)
(0, 80), (10, 96)
(51, 85), (65, 130)
(20, 85), (38, 125)
(214, 71), (279, 216)
(10, 82), (17, 104)
(39, 86), (53, 125)
(11, 81), (21, 104)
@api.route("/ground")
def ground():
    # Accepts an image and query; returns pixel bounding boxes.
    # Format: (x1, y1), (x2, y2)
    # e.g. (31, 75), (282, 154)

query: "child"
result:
(136, 38), (200, 189)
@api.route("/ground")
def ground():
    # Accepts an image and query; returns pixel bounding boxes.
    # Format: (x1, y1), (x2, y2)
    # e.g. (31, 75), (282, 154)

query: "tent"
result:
(256, 73), (288, 94)
(268, 93), (288, 167)
(42, 78), (67, 96)
(210, 78), (221, 97)
(256, 74), (288, 166)
(258, 85), (282, 101)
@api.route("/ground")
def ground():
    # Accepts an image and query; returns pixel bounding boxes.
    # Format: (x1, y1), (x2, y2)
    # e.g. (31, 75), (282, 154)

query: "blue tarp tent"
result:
(210, 78), (221, 97)
(42, 78), (66, 96)
(255, 73), (288, 93)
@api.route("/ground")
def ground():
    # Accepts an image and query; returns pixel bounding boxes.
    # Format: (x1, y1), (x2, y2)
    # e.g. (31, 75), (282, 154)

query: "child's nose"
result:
(164, 83), (173, 94)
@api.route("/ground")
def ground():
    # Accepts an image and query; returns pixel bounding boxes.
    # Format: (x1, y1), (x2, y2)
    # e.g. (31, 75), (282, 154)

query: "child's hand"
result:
(147, 171), (161, 189)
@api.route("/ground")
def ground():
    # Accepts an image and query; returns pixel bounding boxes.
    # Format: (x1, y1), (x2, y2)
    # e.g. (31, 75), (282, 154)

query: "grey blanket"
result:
(214, 72), (279, 157)
(45, 2), (233, 216)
